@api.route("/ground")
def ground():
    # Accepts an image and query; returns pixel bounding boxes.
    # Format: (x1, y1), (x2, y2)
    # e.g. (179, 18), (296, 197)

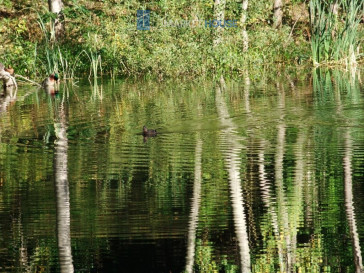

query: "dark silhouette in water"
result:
(143, 126), (157, 137)
(142, 126), (157, 143)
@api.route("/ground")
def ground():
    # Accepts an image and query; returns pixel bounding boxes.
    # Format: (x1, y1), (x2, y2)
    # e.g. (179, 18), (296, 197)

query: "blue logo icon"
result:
(137, 10), (150, 30)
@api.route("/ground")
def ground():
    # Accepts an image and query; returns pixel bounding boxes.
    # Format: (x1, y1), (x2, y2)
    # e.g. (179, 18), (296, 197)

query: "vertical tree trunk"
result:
(213, 0), (226, 46)
(330, 1), (339, 15)
(273, 0), (283, 29)
(48, 0), (65, 41)
(241, 0), (249, 52)
(330, 2), (339, 39)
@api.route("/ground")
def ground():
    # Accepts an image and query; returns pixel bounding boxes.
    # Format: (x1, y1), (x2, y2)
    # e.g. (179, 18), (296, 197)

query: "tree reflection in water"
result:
(54, 93), (74, 273)
(215, 76), (251, 272)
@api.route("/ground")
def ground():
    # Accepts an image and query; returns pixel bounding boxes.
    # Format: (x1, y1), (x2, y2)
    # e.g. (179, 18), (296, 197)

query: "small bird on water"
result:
(143, 126), (157, 137)
(42, 73), (59, 88)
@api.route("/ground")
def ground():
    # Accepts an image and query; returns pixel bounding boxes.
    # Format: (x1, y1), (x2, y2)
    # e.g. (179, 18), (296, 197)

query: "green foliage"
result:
(310, 0), (364, 65)
(0, 69), (364, 271)
(0, 0), (362, 79)
(0, 0), (317, 79)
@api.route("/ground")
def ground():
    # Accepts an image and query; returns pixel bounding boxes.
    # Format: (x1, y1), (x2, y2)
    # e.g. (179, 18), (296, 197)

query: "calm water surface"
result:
(0, 69), (364, 272)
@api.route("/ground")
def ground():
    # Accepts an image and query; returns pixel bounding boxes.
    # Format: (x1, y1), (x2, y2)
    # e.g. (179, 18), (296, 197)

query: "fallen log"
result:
(15, 74), (41, 87)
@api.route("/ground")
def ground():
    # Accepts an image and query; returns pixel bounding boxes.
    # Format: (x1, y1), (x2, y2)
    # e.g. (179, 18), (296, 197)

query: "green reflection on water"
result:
(0, 69), (363, 272)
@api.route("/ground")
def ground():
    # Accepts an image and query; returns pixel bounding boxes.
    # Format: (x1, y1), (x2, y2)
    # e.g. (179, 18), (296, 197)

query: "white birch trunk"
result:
(48, 0), (65, 41)
(273, 0), (283, 29)
(241, 0), (249, 52)
(213, 0), (226, 46)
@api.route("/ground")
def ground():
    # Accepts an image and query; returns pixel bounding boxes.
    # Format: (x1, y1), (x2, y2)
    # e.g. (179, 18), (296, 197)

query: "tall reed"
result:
(313, 67), (361, 105)
(89, 50), (102, 79)
(37, 12), (79, 79)
(309, 0), (364, 66)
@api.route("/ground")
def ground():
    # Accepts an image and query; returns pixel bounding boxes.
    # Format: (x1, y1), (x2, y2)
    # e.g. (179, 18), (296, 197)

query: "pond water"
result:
(0, 68), (364, 272)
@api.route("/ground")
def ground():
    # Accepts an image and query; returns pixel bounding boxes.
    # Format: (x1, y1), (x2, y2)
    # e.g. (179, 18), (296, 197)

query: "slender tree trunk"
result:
(213, 0), (226, 46)
(330, 1), (339, 15)
(330, 2), (339, 39)
(273, 0), (283, 29)
(48, 0), (65, 41)
(241, 0), (249, 51)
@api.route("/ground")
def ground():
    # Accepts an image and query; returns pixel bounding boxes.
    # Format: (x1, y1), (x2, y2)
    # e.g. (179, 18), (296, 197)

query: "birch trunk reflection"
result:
(261, 84), (308, 271)
(54, 97), (74, 273)
(215, 78), (251, 272)
(289, 129), (306, 268)
(0, 86), (17, 115)
(258, 139), (283, 267)
(185, 137), (202, 273)
(344, 131), (363, 273)
(274, 87), (290, 272)
(243, 71), (251, 115)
